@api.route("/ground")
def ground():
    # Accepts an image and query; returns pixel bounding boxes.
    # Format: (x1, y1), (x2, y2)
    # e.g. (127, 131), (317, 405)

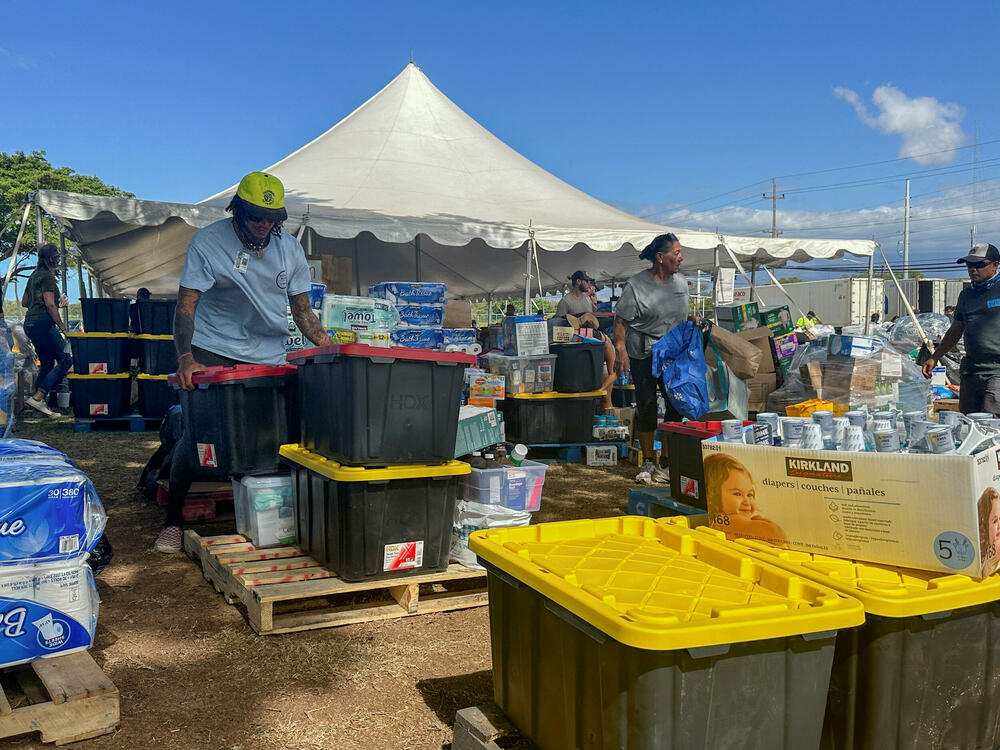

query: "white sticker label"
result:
(89, 403), (109, 416)
(234, 251), (250, 274)
(881, 352), (903, 378)
(88, 362), (108, 374)
(680, 476), (700, 499)
(383, 541), (424, 571)
(59, 534), (79, 554)
(196, 443), (218, 468)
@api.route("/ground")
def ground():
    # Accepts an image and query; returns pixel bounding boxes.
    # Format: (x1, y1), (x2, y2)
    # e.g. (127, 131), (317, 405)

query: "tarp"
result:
(35, 63), (875, 299)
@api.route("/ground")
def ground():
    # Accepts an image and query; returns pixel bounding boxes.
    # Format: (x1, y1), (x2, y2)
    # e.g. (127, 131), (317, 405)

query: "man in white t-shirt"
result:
(155, 172), (331, 553)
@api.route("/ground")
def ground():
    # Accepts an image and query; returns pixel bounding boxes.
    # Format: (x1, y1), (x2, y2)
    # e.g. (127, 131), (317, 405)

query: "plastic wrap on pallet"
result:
(766, 334), (932, 414)
(0, 557), (98, 668)
(0, 462), (107, 565)
(368, 282), (447, 305)
(450, 500), (531, 570)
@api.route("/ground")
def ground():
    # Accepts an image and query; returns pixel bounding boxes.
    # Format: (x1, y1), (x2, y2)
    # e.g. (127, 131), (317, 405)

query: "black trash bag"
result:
(137, 405), (184, 500)
(88, 534), (114, 575)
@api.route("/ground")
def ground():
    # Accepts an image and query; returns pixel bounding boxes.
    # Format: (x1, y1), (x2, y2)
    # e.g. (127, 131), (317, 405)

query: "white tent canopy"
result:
(35, 63), (875, 299)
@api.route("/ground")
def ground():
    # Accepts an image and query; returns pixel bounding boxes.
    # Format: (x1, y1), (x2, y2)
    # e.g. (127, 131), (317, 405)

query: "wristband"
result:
(178, 352), (193, 361)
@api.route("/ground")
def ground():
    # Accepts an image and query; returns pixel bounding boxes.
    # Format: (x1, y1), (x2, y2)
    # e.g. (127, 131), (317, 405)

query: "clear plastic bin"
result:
(232, 474), (295, 548)
(461, 460), (548, 511)
(481, 353), (556, 394)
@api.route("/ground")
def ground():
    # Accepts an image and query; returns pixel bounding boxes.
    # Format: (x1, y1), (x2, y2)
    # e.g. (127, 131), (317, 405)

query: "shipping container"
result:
(883, 277), (951, 318)
(731, 278), (884, 327)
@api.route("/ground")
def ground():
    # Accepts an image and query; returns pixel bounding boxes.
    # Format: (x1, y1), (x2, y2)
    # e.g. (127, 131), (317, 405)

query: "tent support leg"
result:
(59, 235), (69, 327)
(415, 235), (421, 282)
(2, 203), (32, 303)
(749, 258), (757, 302)
(77, 257), (86, 302)
(353, 237), (361, 296)
(487, 293), (493, 326)
(523, 242), (532, 312)
(864, 253), (874, 334)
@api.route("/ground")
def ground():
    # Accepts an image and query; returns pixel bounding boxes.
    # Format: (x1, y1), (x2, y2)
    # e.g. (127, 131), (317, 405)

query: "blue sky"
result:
(3, 0), (998, 281)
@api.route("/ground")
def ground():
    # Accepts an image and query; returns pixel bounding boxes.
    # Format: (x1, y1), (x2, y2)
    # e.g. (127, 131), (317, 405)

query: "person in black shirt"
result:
(923, 243), (1000, 414)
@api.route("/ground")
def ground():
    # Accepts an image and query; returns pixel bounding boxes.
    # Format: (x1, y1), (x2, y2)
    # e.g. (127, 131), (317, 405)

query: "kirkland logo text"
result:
(784, 457), (853, 481)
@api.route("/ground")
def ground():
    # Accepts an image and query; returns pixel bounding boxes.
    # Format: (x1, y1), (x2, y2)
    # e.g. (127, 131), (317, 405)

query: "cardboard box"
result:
(502, 315), (549, 356)
(702, 437), (1000, 576)
(715, 302), (761, 333)
(466, 370), (505, 399)
(736, 327), (775, 373)
(760, 305), (794, 337)
(306, 255), (353, 295)
(604, 407), (636, 435)
(933, 398), (960, 414)
(443, 300), (474, 328)
(586, 445), (619, 466)
(747, 373), (778, 412)
(829, 334), (880, 359)
(454, 406), (505, 458)
(771, 332), (799, 361)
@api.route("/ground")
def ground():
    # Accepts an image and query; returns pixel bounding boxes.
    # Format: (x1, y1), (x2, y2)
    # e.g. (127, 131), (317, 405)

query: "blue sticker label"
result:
(0, 598), (92, 665)
(988, 299), (1000, 308)
(934, 531), (976, 570)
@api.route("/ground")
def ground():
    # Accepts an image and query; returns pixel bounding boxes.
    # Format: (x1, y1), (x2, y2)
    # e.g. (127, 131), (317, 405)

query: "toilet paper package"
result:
(368, 282), (447, 305)
(0, 440), (72, 466)
(395, 304), (446, 329)
(391, 328), (444, 350)
(442, 329), (477, 348)
(0, 558), (98, 668)
(0, 462), (106, 565)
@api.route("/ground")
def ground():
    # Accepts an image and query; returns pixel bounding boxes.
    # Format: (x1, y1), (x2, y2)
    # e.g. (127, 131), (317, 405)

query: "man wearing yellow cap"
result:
(155, 172), (330, 552)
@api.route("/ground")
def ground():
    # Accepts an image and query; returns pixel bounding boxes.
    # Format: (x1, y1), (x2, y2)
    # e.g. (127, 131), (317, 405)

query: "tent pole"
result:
(353, 237), (361, 296)
(487, 293), (493, 325)
(749, 257), (757, 302)
(864, 252), (874, 335)
(712, 247), (720, 306)
(86, 269), (94, 298)
(59, 235), (68, 327)
(77, 257), (86, 302)
(35, 203), (44, 250)
(2, 203), (32, 303)
(415, 235), (421, 282)
(523, 243), (531, 312)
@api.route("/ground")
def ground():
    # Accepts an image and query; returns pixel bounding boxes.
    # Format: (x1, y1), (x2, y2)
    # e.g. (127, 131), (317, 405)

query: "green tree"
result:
(1, 150), (133, 262)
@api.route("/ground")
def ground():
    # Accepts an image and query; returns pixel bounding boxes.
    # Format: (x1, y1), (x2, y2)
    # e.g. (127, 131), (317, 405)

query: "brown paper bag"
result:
(708, 324), (762, 380)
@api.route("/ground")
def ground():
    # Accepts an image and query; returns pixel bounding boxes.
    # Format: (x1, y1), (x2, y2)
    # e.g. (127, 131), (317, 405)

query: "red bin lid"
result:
(287, 343), (475, 365)
(167, 363), (297, 385)
(658, 420), (722, 438)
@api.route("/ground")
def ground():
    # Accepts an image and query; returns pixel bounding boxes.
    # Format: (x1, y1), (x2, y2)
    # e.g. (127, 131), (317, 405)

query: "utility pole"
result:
(902, 179), (910, 280)
(972, 121), (979, 248)
(762, 178), (784, 238)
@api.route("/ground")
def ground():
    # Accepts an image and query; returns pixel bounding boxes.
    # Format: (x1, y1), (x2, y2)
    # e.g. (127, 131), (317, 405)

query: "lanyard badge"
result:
(234, 251), (250, 274)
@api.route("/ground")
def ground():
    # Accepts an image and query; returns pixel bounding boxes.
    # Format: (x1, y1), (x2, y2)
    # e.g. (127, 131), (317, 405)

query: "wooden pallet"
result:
(0, 651), (119, 746)
(73, 413), (159, 433)
(183, 530), (488, 635)
(453, 703), (530, 750)
(512, 441), (627, 464)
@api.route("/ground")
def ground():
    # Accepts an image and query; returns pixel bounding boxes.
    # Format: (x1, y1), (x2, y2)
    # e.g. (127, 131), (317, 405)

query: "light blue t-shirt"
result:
(180, 218), (311, 365)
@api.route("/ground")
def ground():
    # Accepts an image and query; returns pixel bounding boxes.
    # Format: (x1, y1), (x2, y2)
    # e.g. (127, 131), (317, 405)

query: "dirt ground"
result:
(7, 413), (641, 750)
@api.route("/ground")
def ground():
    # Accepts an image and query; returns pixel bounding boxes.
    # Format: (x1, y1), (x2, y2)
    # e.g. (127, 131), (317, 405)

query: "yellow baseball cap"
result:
(233, 172), (287, 220)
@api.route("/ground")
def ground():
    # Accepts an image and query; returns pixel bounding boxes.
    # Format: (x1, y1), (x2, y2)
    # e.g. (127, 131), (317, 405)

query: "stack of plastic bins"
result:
(136, 374), (178, 419)
(280, 444), (469, 581)
(548, 341), (603, 393)
(135, 334), (177, 375)
(66, 373), (131, 418)
(67, 332), (130, 375)
(468, 516), (864, 750)
(481, 353), (557, 395)
(287, 344), (474, 466)
(660, 516), (1000, 750)
(658, 421), (722, 509)
(499, 390), (604, 444)
(461, 460), (548, 512)
(81, 298), (130, 333)
(167, 365), (298, 479)
(134, 299), (177, 335)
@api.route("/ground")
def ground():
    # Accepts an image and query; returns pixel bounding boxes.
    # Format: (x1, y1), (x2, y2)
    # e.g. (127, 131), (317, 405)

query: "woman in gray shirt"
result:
(614, 233), (690, 484)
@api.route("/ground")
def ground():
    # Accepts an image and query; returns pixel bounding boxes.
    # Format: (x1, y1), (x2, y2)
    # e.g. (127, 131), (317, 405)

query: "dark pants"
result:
(630, 355), (682, 433)
(960, 372), (1000, 416)
(164, 346), (249, 528)
(23, 319), (72, 396)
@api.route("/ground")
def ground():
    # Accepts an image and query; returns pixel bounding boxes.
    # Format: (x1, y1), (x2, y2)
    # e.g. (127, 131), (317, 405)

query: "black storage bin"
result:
(659, 421), (722, 509)
(67, 333), (131, 375)
(67, 373), (132, 418)
(136, 334), (177, 375)
(134, 299), (177, 335)
(287, 344), (474, 466)
(81, 298), (129, 333)
(169, 364), (298, 478)
(499, 391), (603, 444)
(281, 444), (468, 582)
(549, 341), (604, 393)
(137, 374), (179, 418)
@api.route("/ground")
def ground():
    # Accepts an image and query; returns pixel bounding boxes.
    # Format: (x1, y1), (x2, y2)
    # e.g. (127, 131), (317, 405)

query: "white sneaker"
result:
(635, 461), (656, 485)
(25, 396), (57, 417)
(651, 464), (670, 484)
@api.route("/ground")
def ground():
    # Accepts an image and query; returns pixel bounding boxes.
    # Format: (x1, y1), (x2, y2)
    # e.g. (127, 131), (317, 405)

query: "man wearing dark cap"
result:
(555, 270), (596, 317)
(922, 243), (1000, 414)
(155, 171), (331, 553)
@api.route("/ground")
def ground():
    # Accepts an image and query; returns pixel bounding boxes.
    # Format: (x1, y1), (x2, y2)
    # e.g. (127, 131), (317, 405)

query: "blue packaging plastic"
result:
(395, 304), (446, 329)
(308, 283), (327, 310)
(369, 282), (447, 305)
(390, 328), (444, 349)
(442, 329), (476, 347)
(0, 440), (70, 464)
(0, 463), (106, 565)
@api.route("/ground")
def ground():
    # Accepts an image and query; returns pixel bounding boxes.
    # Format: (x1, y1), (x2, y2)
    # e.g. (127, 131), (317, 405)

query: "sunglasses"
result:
(246, 213), (275, 224)
(967, 260), (991, 269)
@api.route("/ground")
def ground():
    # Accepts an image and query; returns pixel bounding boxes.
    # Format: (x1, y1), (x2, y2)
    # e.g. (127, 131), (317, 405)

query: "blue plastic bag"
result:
(651, 321), (709, 419)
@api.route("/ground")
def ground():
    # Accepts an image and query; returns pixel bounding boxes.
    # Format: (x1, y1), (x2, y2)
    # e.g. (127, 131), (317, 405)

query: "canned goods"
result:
(925, 427), (956, 454)
(721, 419), (744, 442)
(873, 428), (901, 453)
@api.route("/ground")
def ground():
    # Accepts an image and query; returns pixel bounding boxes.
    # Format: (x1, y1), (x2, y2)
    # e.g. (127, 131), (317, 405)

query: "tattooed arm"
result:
(175, 286), (206, 390)
(290, 292), (332, 347)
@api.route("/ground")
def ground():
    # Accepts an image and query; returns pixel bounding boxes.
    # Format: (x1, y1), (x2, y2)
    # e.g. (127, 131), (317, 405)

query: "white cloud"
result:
(834, 85), (966, 165)
(0, 47), (33, 70)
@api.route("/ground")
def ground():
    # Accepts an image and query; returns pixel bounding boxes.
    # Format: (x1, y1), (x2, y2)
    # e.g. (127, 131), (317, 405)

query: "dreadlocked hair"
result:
(226, 195), (284, 238)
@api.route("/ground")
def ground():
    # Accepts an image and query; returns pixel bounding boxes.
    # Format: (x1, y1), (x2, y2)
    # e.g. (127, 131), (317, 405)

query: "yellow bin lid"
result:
(67, 332), (130, 339)
(136, 373), (168, 381)
(468, 516), (863, 650)
(278, 444), (470, 482)
(507, 390), (605, 400)
(67, 373), (130, 380)
(134, 334), (174, 341)
(659, 516), (1000, 618)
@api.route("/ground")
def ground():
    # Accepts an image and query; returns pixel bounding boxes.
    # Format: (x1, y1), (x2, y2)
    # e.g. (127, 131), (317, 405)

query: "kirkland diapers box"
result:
(702, 437), (1000, 577)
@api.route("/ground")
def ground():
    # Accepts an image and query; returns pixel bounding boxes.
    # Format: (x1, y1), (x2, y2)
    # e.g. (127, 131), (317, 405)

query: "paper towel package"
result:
(0, 462), (106, 565)
(0, 558), (98, 668)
